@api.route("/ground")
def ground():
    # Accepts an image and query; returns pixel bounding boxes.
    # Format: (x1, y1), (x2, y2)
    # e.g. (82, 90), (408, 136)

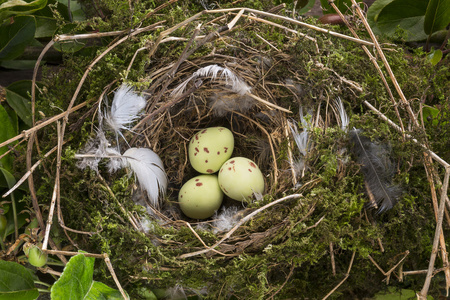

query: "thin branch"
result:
(322, 251), (356, 300)
(419, 167), (450, 299)
(179, 194), (302, 259)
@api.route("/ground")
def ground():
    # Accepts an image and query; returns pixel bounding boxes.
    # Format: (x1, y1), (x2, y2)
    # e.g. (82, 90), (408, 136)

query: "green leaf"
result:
(367, 0), (395, 24)
(0, 59), (38, 69)
(51, 253), (127, 300)
(368, 0), (429, 41)
(0, 16), (36, 61)
(0, 167), (29, 238)
(53, 39), (86, 53)
(0, 104), (17, 171)
(424, 0), (450, 35)
(373, 287), (433, 299)
(427, 48), (443, 65)
(5, 80), (33, 127)
(85, 282), (124, 300)
(0, 260), (39, 300)
(0, 0), (47, 22)
(35, 16), (56, 38)
(319, 0), (353, 14)
(295, 0), (316, 14)
(51, 253), (95, 299)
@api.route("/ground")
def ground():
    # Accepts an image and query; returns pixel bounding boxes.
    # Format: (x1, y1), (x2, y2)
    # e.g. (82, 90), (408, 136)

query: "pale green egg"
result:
(178, 175), (224, 219)
(218, 157), (265, 201)
(188, 127), (234, 174)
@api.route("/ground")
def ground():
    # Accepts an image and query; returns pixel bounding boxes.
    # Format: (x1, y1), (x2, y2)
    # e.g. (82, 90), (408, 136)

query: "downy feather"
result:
(104, 84), (146, 136)
(289, 121), (309, 157)
(333, 97), (349, 131)
(121, 147), (168, 208)
(212, 206), (240, 234)
(349, 128), (402, 213)
(76, 129), (114, 172)
(171, 64), (251, 98)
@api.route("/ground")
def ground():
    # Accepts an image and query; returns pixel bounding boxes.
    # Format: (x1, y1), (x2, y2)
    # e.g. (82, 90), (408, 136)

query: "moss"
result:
(22, 0), (450, 298)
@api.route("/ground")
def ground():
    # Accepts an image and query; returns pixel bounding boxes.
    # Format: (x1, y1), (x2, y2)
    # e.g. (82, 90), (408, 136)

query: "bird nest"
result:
(21, 3), (450, 299)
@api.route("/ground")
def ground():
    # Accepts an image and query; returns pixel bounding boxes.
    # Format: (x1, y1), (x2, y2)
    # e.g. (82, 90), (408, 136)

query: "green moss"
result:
(22, 0), (450, 298)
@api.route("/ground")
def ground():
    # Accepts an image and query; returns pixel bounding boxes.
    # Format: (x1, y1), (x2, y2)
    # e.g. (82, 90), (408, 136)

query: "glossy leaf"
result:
(5, 80), (34, 127)
(0, 16), (36, 61)
(34, 16), (56, 38)
(0, 0), (47, 22)
(0, 260), (39, 300)
(427, 48), (443, 65)
(85, 282), (124, 300)
(51, 253), (127, 299)
(319, 0), (352, 14)
(0, 167), (28, 237)
(424, 0), (450, 35)
(295, 0), (316, 14)
(368, 0), (429, 41)
(0, 104), (16, 171)
(5, 80), (33, 127)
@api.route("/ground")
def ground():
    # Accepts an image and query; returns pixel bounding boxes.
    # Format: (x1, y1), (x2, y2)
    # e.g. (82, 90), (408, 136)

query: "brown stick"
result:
(418, 167), (450, 299)
(322, 251), (356, 299)
(179, 194), (302, 259)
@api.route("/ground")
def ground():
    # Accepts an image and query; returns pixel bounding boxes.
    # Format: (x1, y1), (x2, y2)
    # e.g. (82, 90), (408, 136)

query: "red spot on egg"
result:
(249, 162), (256, 168)
(204, 147), (209, 153)
(217, 151), (220, 155)
(195, 134), (199, 140)
(196, 182), (203, 186)
(206, 169), (214, 173)
(195, 179), (199, 181)
(194, 153), (197, 156)
(222, 187), (228, 193)
(230, 160), (235, 164)
(228, 167), (232, 171)
(224, 147), (228, 153)
(180, 195), (183, 198)
(248, 169), (252, 172)
(195, 147), (199, 152)
(205, 160), (208, 163)
(201, 129), (207, 133)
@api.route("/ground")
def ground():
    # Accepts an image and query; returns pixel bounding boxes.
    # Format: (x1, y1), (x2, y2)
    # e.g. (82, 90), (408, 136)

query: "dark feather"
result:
(349, 128), (402, 213)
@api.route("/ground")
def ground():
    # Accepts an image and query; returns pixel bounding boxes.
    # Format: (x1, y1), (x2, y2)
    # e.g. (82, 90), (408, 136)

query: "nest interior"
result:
(27, 2), (450, 299)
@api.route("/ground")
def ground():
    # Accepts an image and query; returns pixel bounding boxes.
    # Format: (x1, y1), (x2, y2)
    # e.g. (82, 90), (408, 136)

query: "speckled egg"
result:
(218, 157), (265, 201)
(188, 127), (234, 174)
(178, 175), (224, 219)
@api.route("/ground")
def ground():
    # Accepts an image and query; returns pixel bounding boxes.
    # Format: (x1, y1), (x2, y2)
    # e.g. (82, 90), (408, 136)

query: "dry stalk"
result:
(363, 101), (449, 168)
(328, 1), (405, 136)
(2, 142), (63, 198)
(182, 221), (232, 257)
(232, 111), (279, 188)
(367, 251), (410, 285)
(322, 250), (356, 300)
(179, 194), (302, 259)
(418, 167), (450, 299)
(269, 260), (296, 299)
(42, 121), (62, 250)
(330, 242), (336, 276)
(0, 100), (89, 150)
(97, 174), (141, 231)
(204, 8), (375, 46)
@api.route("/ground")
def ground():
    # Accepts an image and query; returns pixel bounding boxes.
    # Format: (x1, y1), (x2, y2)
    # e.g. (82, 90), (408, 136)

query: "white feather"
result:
(288, 120), (309, 157)
(76, 129), (113, 172)
(104, 84), (146, 134)
(333, 97), (349, 131)
(211, 206), (240, 234)
(122, 147), (167, 208)
(171, 64), (251, 98)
